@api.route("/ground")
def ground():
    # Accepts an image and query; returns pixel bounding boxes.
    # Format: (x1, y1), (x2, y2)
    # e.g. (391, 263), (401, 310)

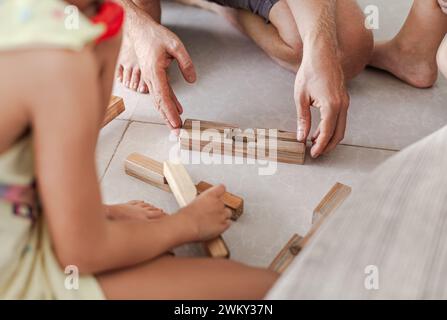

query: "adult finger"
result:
(150, 66), (182, 128)
(170, 86), (183, 115)
(296, 92), (312, 142)
(322, 104), (347, 155)
(166, 38), (197, 84)
(310, 105), (337, 158)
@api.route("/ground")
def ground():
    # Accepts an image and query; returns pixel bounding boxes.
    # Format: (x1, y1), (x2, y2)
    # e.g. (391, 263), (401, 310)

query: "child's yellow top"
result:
(0, 0), (104, 50)
(0, 0), (105, 300)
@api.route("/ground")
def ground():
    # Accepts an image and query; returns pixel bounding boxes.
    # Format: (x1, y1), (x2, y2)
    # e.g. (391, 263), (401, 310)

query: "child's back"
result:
(0, 0), (106, 299)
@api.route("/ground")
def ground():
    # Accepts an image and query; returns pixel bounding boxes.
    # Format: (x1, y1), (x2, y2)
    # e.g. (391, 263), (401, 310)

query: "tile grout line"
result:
(338, 143), (399, 153)
(100, 120), (132, 182)
(124, 120), (401, 152)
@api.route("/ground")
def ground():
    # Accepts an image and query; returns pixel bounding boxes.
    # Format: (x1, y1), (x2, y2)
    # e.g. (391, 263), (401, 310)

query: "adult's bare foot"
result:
(116, 31), (149, 94)
(370, 39), (439, 89)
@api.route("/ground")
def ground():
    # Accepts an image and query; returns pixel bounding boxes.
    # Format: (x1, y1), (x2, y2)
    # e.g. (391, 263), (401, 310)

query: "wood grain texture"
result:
(163, 161), (197, 206)
(268, 126), (447, 299)
(102, 96), (125, 128)
(163, 161), (230, 259)
(124, 154), (244, 219)
(312, 183), (352, 224)
(269, 234), (303, 274)
(180, 119), (305, 165)
(268, 183), (351, 274)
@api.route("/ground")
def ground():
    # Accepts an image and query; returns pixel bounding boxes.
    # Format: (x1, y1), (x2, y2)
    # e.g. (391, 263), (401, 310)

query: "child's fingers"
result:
(204, 184), (226, 197)
(222, 219), (232, 231)
(223, 208), (232, 220)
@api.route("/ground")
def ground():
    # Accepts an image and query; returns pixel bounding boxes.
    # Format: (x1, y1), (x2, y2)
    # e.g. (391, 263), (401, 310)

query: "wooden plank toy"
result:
(163, 160), (230, 259)
(124, 153), (244, 220)
(312, 182), (352, 224)
(269, 182), (352, 273)
(102, 96), (125, 128)
(268, 234), (303, 274)
(179, 119), (306, 165)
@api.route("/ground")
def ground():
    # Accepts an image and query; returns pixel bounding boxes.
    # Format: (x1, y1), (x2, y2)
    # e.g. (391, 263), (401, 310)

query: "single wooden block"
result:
(196, 181), (243, 221)
(125, 153), (170, 192)
(163, 160), (230, 259)
(163, 161), (197, 206)
(312, 182), (352, 224)
(124, 153), (244, 220)
(269, 234), (303, 274)
(297, 182), (352, 251)
(268, 182), (352, 273)
(180, 119), (306, 165)
(102, 96), (125, 128)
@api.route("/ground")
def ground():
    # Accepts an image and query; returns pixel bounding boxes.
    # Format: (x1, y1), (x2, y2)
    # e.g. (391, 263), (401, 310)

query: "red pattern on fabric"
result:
(91, 1), (124, 44)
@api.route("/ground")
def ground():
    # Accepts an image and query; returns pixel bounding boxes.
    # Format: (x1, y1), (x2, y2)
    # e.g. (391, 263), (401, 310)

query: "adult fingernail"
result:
(125, 81), (130, 87)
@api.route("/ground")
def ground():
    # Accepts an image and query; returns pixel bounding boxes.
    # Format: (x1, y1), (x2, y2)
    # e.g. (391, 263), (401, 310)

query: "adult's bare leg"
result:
(175, 0), (372, 79)
(232, 0), (373, 80)
(370, 0), (447, 88)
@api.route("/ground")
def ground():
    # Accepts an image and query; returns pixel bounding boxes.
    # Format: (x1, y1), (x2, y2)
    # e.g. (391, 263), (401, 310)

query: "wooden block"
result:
(163, 161), (230, 259)
(269, 234), (303, 274)
(180, 119), (305, 165)
(196, 181), (243, 221)
(297, 182), (352, 251)
(312, 182), (352, 224)
(163, 161), (197, 206)
(268, 183), (351, 273)
(124, 154), (244, 219)
(102, 96), (125, 128)
(124, 153), (170, 192)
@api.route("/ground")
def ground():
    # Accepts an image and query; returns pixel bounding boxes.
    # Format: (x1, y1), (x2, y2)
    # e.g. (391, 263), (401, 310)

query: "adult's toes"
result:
(138, 78), (149, 94)
(116, 65), (124, 82)
(122, 68), (133, 88)
(129, 68), (141, 91)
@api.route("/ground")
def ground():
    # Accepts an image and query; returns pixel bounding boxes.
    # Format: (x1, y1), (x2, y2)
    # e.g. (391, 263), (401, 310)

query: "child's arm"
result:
(30, 48), (230, 274)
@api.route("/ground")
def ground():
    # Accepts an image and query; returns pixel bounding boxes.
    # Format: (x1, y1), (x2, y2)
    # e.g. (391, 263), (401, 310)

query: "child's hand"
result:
(178, 185), (232, 242)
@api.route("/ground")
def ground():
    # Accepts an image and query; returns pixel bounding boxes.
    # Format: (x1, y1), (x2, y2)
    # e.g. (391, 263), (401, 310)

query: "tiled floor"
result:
(97, 1), (446, 267)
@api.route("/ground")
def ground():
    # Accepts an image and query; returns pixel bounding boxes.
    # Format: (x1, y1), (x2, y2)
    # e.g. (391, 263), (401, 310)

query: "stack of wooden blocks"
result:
(102, 104), (352, 273)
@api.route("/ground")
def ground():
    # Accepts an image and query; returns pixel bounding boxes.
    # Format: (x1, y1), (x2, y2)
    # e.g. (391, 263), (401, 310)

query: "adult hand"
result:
(294, 48), (350, 158)
(131, 19), (197, 129)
